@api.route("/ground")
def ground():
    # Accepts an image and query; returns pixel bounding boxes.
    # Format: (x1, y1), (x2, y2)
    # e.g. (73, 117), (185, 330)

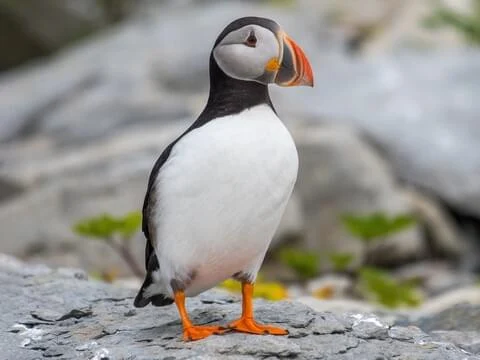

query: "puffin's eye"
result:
(245, 32), (257, 47)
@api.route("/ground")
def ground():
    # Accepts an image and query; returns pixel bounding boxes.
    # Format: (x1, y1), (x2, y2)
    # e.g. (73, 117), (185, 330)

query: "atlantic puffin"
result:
(134, 16), (314, 341)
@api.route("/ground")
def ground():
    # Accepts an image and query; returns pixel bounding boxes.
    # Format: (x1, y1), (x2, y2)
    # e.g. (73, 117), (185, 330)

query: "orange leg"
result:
(174, 291), (226, 341)
(226, 282), (288, 335)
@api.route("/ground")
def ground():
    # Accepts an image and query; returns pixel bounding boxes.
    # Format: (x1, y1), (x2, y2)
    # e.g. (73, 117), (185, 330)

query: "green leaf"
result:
(73, 213), (119, 240)
(117, 211), (142, 239)
(358, 267), (422, 308)
(278, 247), (320, 279)
(328, 252), (355, 272)
(73, 211), (142, 241)
(340, 212), (416, 242)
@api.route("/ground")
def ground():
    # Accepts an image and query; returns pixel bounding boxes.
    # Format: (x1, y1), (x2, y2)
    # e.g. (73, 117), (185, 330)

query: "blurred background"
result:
(1, 0), (480, 317)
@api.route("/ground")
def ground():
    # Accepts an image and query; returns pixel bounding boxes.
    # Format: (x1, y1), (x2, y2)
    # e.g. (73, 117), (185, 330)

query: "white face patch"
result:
(213, 24), (280, 83)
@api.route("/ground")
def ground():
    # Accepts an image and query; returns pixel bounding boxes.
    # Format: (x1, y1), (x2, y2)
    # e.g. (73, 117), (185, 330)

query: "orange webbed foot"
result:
(182, 325), (227, 341)
(227, 317), (288, 335)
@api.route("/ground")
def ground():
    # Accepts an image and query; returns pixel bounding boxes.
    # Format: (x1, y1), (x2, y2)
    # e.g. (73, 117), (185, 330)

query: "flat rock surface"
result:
(1, 256), (479, 360)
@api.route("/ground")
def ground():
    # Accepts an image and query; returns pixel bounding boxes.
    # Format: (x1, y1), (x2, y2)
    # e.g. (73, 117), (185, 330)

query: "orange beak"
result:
(275, 33), (314, 87)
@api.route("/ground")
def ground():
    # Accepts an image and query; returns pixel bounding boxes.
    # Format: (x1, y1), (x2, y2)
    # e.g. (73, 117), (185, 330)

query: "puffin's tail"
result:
(134, 274), (174, 307)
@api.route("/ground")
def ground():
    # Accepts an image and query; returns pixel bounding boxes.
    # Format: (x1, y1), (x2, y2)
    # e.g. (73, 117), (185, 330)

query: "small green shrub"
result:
(340, 212), (417, 243)
(340, 211), (422, 308)
(328, 252), (355, 272)
(73, 211), (143, 278)
(358, 267), (422, 308)
(423, 0), (480, 45)
(278, 247), (320, 279)
(74, 211), (141, 240)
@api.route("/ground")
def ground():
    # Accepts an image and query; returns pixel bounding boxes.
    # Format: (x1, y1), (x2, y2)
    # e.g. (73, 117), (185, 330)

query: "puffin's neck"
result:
(196, 55), (275, 124)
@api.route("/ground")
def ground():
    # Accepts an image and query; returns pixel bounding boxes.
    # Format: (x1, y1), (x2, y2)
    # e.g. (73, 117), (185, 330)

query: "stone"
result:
(393, 261), (478, 297)
(413, 303), (480, 333)
(273, 50), (480, 219)
(0, 1), (327, 143)
(293, 124), (425, 266)
(1, 257), (478, 360)
(303, 0), (471, 55)
(430, 330), (480, 356)
(0, 177), (24, 203)
(402, 189), (468, 258)
(306, 274), (353, 299)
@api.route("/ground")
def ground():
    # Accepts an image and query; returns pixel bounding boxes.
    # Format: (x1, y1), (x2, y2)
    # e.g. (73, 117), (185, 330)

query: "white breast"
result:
(151, 104), (298, 296)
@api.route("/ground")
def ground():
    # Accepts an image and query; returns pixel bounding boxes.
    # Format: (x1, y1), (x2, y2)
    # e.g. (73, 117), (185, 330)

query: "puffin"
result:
(134, 16), (314, 341)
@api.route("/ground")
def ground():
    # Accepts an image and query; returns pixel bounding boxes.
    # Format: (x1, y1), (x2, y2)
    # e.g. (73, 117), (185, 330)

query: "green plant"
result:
(358, 267), (422, 308)
(277, 247), (320, 279)
(73, 211), (144, 278)
(340, 212), (417, 243)
(423, 0), (480, 45)
(328, 252), (355, 272)
(339, 211), (422, 309)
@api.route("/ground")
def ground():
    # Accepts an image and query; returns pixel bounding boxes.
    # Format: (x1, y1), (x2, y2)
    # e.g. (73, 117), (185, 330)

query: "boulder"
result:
(1, 255), (478, 359)
(272, 49), (480, 219)
(293, 124), (425, 266)
(0, 1), (329, 144)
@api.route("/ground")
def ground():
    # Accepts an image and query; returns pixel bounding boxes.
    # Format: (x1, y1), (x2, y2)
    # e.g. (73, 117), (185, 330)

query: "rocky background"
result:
(1, 0), (480, 351)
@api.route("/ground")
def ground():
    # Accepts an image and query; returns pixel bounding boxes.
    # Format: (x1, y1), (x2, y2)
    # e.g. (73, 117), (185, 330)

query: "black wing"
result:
(141, 142), (176, 269)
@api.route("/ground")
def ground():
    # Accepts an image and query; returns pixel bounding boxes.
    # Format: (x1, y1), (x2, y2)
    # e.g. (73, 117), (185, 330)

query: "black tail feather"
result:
(133, 274), (173, 308)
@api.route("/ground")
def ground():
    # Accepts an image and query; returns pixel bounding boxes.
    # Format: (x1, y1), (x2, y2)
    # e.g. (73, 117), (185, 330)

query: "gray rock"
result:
(402, 189), (468, 258)
(413, 303), (480, 333)
(293, 124), (425, 266)
(430, 330), (480, 356)
(1, 257), (478, 360)
(0, 1), (329, 144)
(0, 177), (24, 203)
(297, 0), (470, 55)
(393, 261), (478, 297)
(273, 50), (480, 218)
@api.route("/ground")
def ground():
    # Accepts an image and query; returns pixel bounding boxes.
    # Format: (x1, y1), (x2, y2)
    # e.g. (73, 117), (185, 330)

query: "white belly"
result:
(152, 104), (298, 296)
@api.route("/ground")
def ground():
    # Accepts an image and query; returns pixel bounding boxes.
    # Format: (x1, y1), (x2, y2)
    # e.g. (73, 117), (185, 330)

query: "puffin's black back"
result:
(134, 17), (278, 308)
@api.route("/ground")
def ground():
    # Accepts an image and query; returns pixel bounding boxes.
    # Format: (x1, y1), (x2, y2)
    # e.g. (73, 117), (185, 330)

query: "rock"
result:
(430, 330), (480, 356)
(294, 124), (425, 266)
(0, 176), (24, 203)
(0, 1), (328, 144)
(0, 123), (184, 275)
(393, 261), (479, 297)
(273, 50), (480, 219)
(305, 0), (471, 55)
(413, 303), (480, 333)
(296, 296), (378, 314)
(305, 274), (353, 299)
(1, 257), (478, 359)
(402, 189), (468, 258)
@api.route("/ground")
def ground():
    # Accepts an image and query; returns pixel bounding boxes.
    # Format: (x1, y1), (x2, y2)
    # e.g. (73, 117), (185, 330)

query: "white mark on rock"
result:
(91, 348), (110, 360)
(12, 324), (44, 346)
(350, 314), (387, 328)
(20, 338), (31, 347)
(76, 341), (98, 351)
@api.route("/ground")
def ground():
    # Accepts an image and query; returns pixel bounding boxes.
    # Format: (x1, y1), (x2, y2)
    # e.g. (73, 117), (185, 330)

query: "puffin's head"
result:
(212, 17), (314, 87)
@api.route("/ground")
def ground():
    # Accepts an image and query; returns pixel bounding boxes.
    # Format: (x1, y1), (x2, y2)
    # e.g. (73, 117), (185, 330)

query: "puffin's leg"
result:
(226, 282), (288, 335)
(173, 291), (226, 341)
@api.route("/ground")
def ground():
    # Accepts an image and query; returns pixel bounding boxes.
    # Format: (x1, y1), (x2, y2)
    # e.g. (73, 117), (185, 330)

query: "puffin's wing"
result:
(134, 142), (177, 308)
(134, 113), (213, 308)
(142, 143), (175, 266)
